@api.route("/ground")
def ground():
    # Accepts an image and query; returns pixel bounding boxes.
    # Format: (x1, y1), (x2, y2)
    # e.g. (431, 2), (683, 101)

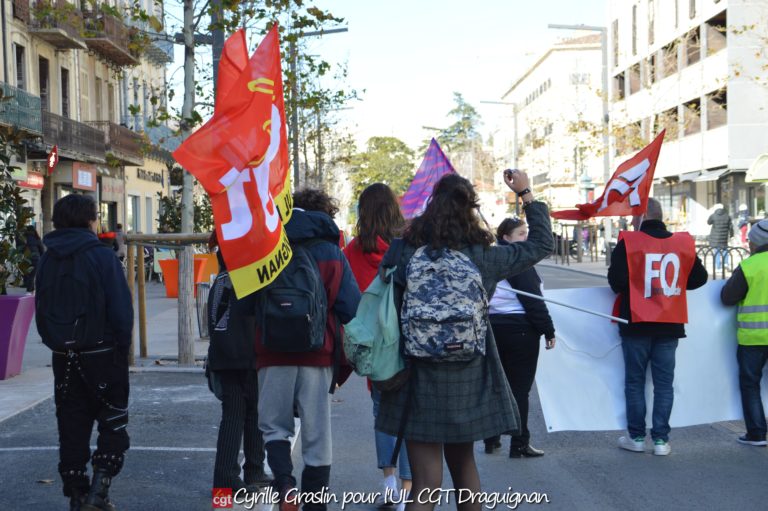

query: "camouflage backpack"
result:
(401, 246), (488, 361)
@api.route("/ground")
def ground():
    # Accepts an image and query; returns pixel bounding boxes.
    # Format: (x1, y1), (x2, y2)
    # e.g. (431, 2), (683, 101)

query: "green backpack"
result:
(343, 266), (407, 390)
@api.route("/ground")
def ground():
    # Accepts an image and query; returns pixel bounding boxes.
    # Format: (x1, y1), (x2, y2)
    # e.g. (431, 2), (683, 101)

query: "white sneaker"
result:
(653, 439), (671, 456)
(618, 435), (645, 452)
(375, 475), (398, 507)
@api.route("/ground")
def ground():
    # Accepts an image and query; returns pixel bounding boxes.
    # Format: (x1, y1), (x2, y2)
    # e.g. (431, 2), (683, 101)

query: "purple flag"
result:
(401, 139), (455, 219)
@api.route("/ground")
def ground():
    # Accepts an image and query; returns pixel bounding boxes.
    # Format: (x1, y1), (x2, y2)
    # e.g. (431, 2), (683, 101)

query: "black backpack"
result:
(260, 240), (327, 353)
(35, 245), (108, 352)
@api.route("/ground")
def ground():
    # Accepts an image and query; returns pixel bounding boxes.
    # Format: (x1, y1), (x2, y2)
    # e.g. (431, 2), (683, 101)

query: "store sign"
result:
(101, 176), (125, 203)
(19, 171), (44, 189)
(137, 167), (163, 183)
(73, 162), (97, 191)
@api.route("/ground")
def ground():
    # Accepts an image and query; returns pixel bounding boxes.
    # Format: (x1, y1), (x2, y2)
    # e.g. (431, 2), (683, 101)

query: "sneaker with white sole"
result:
(737, 435), (768, 446)
(618, 435), (645, 452)
(374, 475), (398, 507)
(653, 439), (671, 456)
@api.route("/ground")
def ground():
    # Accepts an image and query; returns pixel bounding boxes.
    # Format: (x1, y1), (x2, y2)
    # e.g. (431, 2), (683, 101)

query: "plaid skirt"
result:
(375, 328), (520, 443)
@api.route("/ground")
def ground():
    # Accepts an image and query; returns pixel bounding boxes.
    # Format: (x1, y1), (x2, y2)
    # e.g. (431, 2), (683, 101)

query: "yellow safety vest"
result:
(737, 251), (768, 346)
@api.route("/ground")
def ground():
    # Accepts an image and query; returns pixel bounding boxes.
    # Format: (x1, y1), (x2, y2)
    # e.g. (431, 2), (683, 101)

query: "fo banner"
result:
(174, 26), (292, 298)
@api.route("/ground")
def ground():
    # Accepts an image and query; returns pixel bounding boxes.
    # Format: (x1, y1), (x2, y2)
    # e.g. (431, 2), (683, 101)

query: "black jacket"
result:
(37, 228), (134, 347)
(721, 244), (768, 305)
(608, 220), (708, 338)
(708, 209), (733, 247)
(23, 232), (45, 260)
(489, 241), (555, 339)
(206, 251), (259, 371)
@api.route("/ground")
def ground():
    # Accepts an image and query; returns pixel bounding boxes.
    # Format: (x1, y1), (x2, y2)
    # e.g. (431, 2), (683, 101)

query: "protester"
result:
(343, 183), (411, 508)
(608, 198), (707, 456)
(114, 224), (127, 261)
(737, 204), (750, 247)
(483, 217), (556, 458)
(256, 189), (361, 511)
(35, 194), (133, 511)
(708, 204), (733, 271)
(22, 225), (45, 293)
(720, 219), (768, 446)
(376, 171), (553, 511)
(206, 232), (271, 492)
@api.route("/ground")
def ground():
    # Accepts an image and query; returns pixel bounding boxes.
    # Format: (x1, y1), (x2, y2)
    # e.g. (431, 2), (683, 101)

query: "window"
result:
(612, 19), (619, 67)
(689, 0), (696, 19)
(645, 55), (656, 87)
(706, 11), (727, 55)
(648, 0), (655, 45)
(39, 57), (49, 111)
(15, 45), (25, 90)
(127, 195), (140, 233)
(613, 73), (626, 101)
(632, 5), (638, 55)
(661, 41), (678, 78)
(80, 71), (89, 120)
(629, 64), (641, 95)
(61, 68), (70, 118)
(706, 88), (727, 129)
(145, 196), (153, 233)
(95, 78), (103, 121)
(683, 98), (701, 135)
(655, 107), (679, 139)
(684, 28), (701, 67)
(108, 84), (115, 122)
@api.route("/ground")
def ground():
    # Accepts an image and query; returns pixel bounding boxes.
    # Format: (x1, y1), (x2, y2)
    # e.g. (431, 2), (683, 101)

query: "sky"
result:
(167, 0), (607, 153)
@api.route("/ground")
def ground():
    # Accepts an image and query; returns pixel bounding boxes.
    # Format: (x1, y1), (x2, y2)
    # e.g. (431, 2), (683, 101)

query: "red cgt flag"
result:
(173, 25), (292, 298)
(551, 130), (666, 221)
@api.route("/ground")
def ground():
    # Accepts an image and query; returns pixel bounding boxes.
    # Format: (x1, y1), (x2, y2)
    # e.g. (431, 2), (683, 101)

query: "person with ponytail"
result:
(376, 171), (554, 511)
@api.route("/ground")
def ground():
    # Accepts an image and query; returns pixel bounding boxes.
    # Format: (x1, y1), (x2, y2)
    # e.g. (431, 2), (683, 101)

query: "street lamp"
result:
(548, 23), (613, 264)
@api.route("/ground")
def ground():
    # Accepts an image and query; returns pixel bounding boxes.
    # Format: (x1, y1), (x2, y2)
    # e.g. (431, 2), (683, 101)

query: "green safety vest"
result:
(737, 251), (768, 346)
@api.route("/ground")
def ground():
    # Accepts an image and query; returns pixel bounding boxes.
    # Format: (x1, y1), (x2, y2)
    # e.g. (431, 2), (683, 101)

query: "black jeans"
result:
(737, 345), (768, 439)
(52, 347), (130, 497)
(490, 324), (541, 449)
(213, 370), (265, 488)
(23, 257), (39, 292)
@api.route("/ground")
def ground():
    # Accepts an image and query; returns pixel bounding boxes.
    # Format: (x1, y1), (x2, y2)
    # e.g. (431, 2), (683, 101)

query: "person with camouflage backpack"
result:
(376, 171), (553, 510)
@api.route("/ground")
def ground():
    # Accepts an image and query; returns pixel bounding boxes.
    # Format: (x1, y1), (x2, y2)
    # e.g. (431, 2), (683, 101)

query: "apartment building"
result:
(500, 35), (605, 211)
(609, 0), (768, 235)
(1, 0), (176, 234)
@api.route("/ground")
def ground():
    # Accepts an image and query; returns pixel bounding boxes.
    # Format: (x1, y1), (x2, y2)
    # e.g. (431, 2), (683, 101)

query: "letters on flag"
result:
(551, 130), (666, 221)
(401, 138), (455, 219)
(173, 26), (292, 298)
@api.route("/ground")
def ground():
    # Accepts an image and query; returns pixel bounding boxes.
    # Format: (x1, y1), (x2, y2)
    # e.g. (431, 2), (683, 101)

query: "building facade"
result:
(1, 0), (176, 235)
(609, 0), (768, 235)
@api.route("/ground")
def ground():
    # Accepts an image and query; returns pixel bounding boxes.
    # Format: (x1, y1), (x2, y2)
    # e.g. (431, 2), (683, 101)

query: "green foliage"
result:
(436, 92), (482, 153)
(157, 192), (213, 234)
(348, 137), (415, 200)
(0, 130), (33, 295)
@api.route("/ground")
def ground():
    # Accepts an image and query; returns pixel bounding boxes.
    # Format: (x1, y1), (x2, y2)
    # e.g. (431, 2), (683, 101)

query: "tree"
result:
(0, 130), (33, 294)
(348, 137), (415, 199)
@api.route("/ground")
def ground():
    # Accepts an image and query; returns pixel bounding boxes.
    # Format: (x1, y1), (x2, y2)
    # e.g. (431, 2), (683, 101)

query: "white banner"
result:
(537, 281), (768, 432)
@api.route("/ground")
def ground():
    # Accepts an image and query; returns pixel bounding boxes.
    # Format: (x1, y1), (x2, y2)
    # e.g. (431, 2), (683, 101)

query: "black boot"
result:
(484, 436), (502, 454)
(509, 444), (544, 458)
(301, 465), (331, 511)
(265, 440), (297, 510)
(69, 487), (86, 511)
(81, 469), (116, 511)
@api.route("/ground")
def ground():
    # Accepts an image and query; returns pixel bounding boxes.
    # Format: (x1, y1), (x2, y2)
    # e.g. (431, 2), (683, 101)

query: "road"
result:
(1, 265), (766, 510)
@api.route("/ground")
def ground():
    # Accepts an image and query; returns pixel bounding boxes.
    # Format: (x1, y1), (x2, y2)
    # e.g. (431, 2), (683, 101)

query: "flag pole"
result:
(508, 286), (629, 324)
(476, 208), (493, 232)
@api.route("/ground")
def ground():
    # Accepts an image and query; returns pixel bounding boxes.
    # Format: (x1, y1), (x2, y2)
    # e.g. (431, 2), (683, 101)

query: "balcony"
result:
(0, 82), (42, 135)
(12, 0), (30, 24)
(83, 10), (139, 66)
(28, 0), (87, 50)
(86, 121), (144, 166)
(43, 111), (106, 163)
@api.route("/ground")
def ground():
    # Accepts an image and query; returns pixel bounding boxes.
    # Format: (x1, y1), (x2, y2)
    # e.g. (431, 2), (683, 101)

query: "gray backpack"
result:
(401, 247), (488, 361)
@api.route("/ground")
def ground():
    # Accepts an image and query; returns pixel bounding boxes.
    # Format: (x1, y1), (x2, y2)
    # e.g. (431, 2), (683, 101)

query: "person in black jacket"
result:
(608, 198), (708, 456)
(483, 217), (556, 458)
(22, 225), (45, 292)
(36, 194), (133, 511)
(708, 204), (734, 270)
(206, 232), (271, 493)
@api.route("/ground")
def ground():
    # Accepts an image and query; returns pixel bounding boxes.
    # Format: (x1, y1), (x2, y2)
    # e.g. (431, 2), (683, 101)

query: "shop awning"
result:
(693, 168), (729, 182)
(680, 171), (700, 182)
(746, 153), (768, 183)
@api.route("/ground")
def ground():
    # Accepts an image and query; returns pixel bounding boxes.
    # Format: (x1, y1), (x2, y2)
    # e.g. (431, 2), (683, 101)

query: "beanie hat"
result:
(748, 219), (768, 247)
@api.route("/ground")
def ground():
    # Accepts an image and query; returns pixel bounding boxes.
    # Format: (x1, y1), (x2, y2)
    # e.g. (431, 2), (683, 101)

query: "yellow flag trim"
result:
(229, 227), (293, 299)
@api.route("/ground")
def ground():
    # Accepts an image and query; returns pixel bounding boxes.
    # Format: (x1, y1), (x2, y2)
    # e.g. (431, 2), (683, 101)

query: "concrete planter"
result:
(0, 294), (35, 380)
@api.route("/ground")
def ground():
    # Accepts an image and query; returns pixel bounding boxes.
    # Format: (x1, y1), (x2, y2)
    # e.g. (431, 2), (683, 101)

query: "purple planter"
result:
(0, 295), (35, 380)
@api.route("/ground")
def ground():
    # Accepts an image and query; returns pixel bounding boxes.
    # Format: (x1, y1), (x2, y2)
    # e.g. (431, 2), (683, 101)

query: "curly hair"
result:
(355, 183), (405, 253)
(293, 188), (339, 218)
(403, 173), (494, 249)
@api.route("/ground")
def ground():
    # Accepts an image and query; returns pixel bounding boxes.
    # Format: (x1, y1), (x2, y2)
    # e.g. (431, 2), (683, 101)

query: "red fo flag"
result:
(47, 145), (59, 175)
(552, 130), (666, 221)
(173, 25), (292, 298)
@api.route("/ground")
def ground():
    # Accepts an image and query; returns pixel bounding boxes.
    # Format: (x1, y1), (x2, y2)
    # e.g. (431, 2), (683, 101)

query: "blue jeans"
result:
(371, 387), (411, 480)
(737, 345), (768, 440)
(713, 247), (730, 271)
(621, 336), (679, 442)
